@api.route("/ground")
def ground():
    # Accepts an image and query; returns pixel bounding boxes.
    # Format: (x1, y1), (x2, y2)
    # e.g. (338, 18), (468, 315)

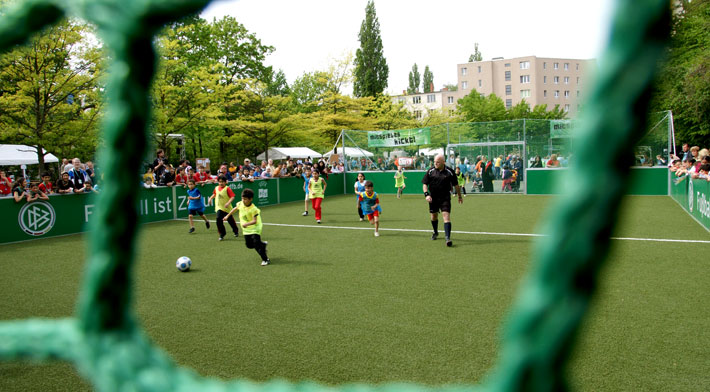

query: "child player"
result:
(186, 179), (210, 233)
(358, 180), (382, 236)
(301, 166), (311, 216)
(354, 172), (366, 221)
(308, 168), (326, 223)
(207, 175), (239, 241)
(394, 166), (407, 199)
(224, 188), (270, 266)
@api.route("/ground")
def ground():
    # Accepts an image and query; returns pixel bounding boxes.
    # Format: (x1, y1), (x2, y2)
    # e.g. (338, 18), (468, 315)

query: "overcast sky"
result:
(201, 0), (615, 95)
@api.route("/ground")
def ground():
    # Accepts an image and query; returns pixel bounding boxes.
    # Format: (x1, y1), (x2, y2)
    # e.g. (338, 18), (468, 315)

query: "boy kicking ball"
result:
(224, 188), (270, 266)
(186, 179), (210, 233)
(358, 180), (382, 236)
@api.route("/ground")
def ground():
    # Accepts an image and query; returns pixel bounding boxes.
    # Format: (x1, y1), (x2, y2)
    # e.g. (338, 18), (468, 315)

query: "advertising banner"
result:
(368, 128), (431, 147)
(550, 120), (573, 138)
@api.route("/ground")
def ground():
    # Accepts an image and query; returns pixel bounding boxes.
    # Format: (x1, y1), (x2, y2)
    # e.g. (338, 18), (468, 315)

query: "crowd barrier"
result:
(526, 167), (669, 195)
(670, 175), (710, 231)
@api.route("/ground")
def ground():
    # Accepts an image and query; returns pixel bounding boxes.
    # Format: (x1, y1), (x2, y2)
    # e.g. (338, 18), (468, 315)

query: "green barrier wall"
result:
(671, 176), (710, 231)
(526, 167), (669, 195)
(1, 174), (345, 244)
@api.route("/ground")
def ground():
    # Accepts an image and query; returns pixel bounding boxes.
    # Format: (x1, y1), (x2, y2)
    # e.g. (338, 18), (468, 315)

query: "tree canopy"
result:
(353, 0), (389, 97)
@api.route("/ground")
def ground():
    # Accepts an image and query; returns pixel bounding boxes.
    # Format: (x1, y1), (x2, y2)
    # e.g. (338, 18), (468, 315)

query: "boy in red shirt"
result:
(174, 169), (188, 187)
(194, 165), (212, 185)
(0, 170), (11, 196)
(38, 172), (53, 194)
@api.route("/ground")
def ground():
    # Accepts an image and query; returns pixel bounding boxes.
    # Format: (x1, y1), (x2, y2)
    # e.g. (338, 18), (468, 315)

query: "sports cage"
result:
(335, 111), (674, 194)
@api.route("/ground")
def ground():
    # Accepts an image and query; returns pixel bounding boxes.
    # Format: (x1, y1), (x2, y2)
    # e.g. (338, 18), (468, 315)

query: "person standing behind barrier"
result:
(12, 177), (27, 202)
(354, 172), (367, 220)
(494, 155), (502, 179)
(0, 170), (12, 196)
(422, 154), (462, 247)
(481, 156), (494, 192)
(308, 168), (327, 224)
(207, 175), (239, 241)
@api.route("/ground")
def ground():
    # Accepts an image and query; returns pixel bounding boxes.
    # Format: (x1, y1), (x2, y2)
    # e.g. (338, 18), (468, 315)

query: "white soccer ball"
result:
(176, 256), (192, 272)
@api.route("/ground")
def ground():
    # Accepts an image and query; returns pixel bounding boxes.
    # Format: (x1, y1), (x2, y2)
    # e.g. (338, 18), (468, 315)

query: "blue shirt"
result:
(187, 188), (204, 210)
(359, 191), (382, 214)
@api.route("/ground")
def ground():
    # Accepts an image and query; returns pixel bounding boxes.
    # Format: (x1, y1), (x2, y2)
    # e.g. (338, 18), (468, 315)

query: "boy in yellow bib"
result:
(207, 175), (239, 241)
(224, 188), (270, 266)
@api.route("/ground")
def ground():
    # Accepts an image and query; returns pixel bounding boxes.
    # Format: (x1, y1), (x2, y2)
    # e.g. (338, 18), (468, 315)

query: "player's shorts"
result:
(189, 207), (205, 216)
(428, 197), (451, 213)
(366, 210), (380, 221)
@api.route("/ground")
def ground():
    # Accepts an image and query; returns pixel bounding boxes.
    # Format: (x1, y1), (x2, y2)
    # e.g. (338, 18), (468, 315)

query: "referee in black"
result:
(422, 153), (463, 247)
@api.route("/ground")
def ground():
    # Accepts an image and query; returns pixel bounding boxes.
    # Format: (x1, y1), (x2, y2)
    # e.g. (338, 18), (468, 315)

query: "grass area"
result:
(1, 194), (709, 391)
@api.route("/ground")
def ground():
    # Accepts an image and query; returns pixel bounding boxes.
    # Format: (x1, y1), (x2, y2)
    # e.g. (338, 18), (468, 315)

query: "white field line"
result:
(175, 219), (710, 244)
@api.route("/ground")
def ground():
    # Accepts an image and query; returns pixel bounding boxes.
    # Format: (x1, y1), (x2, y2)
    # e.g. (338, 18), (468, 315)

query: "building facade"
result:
(393, 56), (596, 119)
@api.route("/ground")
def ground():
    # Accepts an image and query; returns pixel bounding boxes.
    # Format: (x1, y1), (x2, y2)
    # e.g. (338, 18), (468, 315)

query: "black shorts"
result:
(428, 197), (451, 213)
(188, 208), (205, 216)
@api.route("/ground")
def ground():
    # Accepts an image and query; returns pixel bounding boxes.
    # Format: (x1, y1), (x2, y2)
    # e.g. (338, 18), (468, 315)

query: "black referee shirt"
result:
(422, 166), (458, 200)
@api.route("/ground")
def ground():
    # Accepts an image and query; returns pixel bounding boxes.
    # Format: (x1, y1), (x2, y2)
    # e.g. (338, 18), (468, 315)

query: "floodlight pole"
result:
(523, 119), (527, 195)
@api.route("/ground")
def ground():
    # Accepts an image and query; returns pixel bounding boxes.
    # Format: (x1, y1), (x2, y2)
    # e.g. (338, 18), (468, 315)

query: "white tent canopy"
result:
(324, 147), (374, 158)
(0, 144), (59, 165)
(257, 147), (321, 161)
(418, 147), (444, 157)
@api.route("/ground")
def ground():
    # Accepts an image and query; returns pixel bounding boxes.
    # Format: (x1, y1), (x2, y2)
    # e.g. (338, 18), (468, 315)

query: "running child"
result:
(394, 167), (407, 199)
(186, 179), (210, 233)
(301, 167), (311, 216)
(354, 172), (366, 221)
(358, 180), (382, 236)
(207, 175), (239, 241)
(455, 167), (467, 196)
(308, 168), (326, 224)
(224, 188), (270, 266)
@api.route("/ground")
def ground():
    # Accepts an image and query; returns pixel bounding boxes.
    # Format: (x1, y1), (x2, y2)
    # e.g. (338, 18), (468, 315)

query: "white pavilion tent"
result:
(0, 144), (59, 165)
(257, 147), (321, 161)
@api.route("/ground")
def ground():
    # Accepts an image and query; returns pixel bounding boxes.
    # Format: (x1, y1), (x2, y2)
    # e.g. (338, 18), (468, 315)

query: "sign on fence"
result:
(368, 128), (431, 147)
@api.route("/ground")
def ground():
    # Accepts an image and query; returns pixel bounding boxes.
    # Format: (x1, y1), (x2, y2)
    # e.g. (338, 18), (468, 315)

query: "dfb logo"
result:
(18, 201), (56, 236)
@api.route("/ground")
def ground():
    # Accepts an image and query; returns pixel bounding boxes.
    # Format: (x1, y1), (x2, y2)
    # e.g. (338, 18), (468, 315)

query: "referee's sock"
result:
(431, 220), (439, 233)
(444, 222), (451, 239)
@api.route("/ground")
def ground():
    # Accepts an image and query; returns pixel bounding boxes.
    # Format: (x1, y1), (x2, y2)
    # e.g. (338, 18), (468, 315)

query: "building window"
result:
(462, 81), (468, 90)
(505, 85), (512, 95)
(543, 90), (547, 98)
(564, 104), (570, 112)
(413, 96), (421, 104)
(414, 110), (422, 119)
(520, 61), (530, 69)
(554, 90), (560, 98)
(554, 62), (559, 70)
(576, 90), (580, 97)
(577, 77), (580, 84)
(504, 63), (511, 67)
(564, 76), (569, 84)
(554, 76), (559, 84)
(520, 75), (530, 83)
(478, 80), (482, 87)
(521, 89), (531, 98)
(564, 90), (570, 98)
(564, 63), (569, 70)
(427, 94), (436, 103)
(447, 96), (454, 104)
(462, 67), (467, 76)
(478, 66), (482, 73)
(543, 62), (547, 70)
(505, 71), (511, 81)
(576, 63), (579, 70)
(505, 99), (512, 108)
(543, 76), (547, 84)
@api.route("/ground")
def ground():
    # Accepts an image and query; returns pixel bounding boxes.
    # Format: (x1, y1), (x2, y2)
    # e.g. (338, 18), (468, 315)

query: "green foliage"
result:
(291, 71), (330, 112)
(0, 19), (102, 168)
(353, 0), (388, 97)
(651, 0), (710, 145)
(468, 42), (482, 62)
(407, 63), (420, 94)
(422, 65), (434, 93)
(443, 83), (458, 92)
(264, 69), (291, 97)
(457, 91), (507, 122)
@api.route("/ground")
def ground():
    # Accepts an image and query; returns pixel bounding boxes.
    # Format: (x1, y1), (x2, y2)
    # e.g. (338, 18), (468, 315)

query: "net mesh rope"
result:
(0, 0), (670, 391)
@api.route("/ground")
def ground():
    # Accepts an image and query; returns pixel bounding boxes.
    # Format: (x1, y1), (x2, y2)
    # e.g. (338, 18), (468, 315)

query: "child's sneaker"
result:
(359, 218), (364, 222)
(374, 231), (380, 237)
(188, 227), (195, 234)
(218, 237), (224, 241)
(302, 211), (308, 216)
(234, 232), (239, 238)
(431, 232), (438, 240)
(261, 259), (270, 266)
(205, 221), (210, 229)
(316, 220), (321, 224)
(446, 238), (453, 247)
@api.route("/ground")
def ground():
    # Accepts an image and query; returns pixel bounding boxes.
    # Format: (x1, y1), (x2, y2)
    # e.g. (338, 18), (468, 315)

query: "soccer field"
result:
(1, 194), (709, 391)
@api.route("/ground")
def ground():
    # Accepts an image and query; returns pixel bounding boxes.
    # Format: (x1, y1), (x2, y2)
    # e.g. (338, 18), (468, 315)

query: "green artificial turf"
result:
(1, 194), (708, 391)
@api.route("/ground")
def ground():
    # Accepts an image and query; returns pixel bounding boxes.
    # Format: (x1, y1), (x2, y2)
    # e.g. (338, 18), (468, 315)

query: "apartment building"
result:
(394, 56), (595, 118)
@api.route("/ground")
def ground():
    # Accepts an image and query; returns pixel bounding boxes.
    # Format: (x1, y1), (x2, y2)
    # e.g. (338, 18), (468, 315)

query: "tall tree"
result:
(353, 0), (388, 97)
(457, 91), (506, 122)
(468, 42), (482, 62)
(407, 63), (420, 94)
(0, 19), (103, 170)
(264, 68), (291, 97)
(422, 65), (434, 93)
(650, 0), (710, 145)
